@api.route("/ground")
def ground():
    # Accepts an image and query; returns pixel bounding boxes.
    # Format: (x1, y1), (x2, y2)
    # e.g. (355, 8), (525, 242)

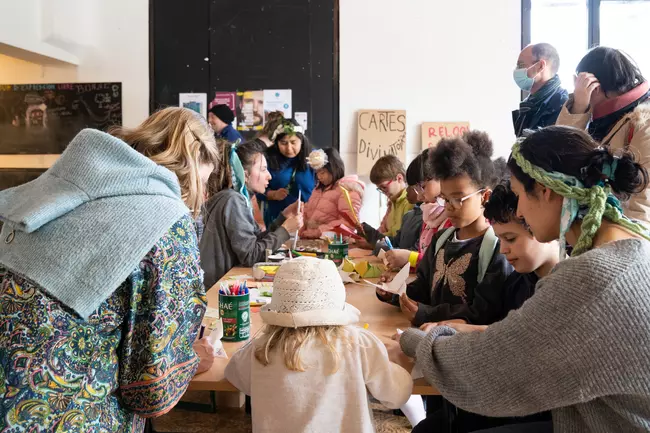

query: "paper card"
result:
(339, 269), (360, 284)
(363, 263), (410, 295)
(377, 249), (389, 265)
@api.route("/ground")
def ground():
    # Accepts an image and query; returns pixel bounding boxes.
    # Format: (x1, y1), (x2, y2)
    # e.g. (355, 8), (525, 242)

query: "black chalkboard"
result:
(0, 83), (122, 154)
(151, 0), (337, 149)
(0, 168), (46, 190)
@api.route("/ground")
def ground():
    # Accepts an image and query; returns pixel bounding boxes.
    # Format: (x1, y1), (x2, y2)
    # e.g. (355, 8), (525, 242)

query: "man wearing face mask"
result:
(512, 43), (568, 137)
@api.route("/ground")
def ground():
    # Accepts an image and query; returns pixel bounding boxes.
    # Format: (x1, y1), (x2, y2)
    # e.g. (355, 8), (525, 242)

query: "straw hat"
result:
(260, 257), (360, 328)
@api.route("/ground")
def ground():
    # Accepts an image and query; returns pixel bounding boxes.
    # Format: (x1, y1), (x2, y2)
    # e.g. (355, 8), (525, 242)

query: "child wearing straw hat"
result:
(225, 257), (413, 433)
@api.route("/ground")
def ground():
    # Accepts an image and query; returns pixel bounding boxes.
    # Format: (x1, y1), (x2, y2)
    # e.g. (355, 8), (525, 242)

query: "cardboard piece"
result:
(357, 110), (407, 176)
(363, 263), (410, 295)
(421, 122), (470, 150)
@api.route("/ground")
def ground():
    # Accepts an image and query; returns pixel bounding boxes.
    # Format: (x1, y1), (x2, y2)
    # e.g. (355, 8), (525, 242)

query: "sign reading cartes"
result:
(357, 110), (406, 176)
(421, 122), (470, 150)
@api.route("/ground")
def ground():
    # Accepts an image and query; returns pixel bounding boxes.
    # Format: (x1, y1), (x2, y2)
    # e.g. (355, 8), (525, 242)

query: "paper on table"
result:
(363, 263), (410, 295)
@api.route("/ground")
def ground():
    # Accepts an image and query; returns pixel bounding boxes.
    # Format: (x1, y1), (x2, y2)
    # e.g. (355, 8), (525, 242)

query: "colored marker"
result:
(384, 237), (394, 250)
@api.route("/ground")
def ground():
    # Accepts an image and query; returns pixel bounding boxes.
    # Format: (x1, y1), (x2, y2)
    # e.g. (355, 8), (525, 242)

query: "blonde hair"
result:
(254, 325), (351, 374)
(110, 107), (220, 217)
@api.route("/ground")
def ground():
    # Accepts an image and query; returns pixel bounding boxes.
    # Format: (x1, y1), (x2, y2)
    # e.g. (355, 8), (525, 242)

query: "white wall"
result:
(340, 0), (522, 226)
(0, 0), (149, 168)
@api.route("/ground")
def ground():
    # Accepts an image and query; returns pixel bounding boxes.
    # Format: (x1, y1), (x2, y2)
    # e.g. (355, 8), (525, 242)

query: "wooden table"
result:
(188, 256), (439, 407)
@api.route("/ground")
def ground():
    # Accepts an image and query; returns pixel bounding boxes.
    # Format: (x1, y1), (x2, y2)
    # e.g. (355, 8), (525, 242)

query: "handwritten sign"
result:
(357, 110), (407, 176)
(421, 122), (470, 150)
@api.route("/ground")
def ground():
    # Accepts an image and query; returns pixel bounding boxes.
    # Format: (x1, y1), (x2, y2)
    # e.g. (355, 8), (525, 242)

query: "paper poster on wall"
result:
(210, 92), (237, 128)
(421, 122), (470, 150)
(263, 89), (292, 121)
(356, 110), (407, 176)
(236, 90), (265, 131)
(179, 93), (207, 118)
(295, 112), (308, 131)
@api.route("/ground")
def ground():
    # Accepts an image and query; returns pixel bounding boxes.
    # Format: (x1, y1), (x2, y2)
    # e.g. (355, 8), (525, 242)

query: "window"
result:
(523, 0), (650, 92)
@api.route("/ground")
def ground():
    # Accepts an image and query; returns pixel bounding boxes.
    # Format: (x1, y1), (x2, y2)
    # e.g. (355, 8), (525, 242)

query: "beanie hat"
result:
(260, 257), (360, 328)
(209, 104), (235, 124)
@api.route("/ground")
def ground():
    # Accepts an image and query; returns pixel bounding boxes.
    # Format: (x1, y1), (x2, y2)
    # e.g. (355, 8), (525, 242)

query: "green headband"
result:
(510, 141), (649, 257)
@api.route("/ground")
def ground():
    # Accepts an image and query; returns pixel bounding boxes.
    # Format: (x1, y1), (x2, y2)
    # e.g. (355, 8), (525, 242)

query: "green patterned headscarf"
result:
(230, 140), (250, 208)
(510, 141), (650, 258)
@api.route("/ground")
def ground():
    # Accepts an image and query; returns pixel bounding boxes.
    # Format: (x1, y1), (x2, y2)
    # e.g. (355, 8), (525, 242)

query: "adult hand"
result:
(282, 212), (304, 233)
(268, 188), (289, 201)
(399, 293), (418, 323)
(282, 200), (303, 217)
(572, 72), (600, 115)
(376, 288), (393, 302)
(386, 249), (411, 269)
(379, 272), (394, 283)
(385, 339), (414, 373)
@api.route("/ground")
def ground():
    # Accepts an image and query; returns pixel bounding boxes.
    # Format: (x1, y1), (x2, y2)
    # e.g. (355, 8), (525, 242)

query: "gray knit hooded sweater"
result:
(401, 239), (650, 433)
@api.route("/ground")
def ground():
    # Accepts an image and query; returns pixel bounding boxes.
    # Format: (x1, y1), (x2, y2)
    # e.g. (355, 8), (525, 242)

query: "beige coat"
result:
(556, 98), (650, 225)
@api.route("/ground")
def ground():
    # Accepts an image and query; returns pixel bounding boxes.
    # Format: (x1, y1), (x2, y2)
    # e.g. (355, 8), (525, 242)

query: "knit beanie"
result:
(209, 104), (235, 124)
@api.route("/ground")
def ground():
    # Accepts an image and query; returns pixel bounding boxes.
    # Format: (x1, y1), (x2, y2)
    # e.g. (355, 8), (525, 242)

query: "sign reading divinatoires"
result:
(356, 110), (406, 176)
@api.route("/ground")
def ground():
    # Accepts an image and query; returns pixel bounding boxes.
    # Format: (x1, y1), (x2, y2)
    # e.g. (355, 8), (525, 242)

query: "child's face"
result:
(245, 154), (272, 194)
(438, 175), (488, 228)
(493, 221), (549, 274)
(406, 185), (420, 204)
(421, 179), (441, 203)
(316, 168), (333, 186)
(278, 134), (302, 159)
(376, 174), (405, 199)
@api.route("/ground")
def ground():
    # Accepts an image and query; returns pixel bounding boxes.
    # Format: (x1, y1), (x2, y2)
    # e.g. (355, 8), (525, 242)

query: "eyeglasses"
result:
(376, 179), (395, 194)
(436, 189), (485, 209)
(412, 182), (426, 196)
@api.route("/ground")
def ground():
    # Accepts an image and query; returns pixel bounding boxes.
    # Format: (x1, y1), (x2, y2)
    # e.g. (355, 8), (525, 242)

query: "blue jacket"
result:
(512, 82), (569, 137)
(258, 158), (315, 227)
(220, 124), (244, 143)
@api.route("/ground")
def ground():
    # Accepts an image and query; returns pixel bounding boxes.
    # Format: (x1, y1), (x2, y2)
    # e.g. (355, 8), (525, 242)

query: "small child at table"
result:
(225, 257), (413, 433)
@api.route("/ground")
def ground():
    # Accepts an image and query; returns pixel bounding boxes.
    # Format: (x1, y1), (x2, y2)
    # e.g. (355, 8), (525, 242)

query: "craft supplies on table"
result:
(219, 281), (251, 342)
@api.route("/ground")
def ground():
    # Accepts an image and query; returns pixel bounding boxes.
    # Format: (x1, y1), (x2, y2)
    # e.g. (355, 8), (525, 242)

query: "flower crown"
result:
(306, 149), (328, 170)
(271, 122), (305, 142)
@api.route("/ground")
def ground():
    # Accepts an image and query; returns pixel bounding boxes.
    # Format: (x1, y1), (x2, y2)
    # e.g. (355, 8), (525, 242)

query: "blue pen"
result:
(384, 237), (394, 250)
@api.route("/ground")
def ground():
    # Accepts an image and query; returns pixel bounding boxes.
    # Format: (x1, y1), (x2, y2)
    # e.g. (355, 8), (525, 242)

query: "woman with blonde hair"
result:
(0, 107), (219, 432)
(226, 257), (413, 433)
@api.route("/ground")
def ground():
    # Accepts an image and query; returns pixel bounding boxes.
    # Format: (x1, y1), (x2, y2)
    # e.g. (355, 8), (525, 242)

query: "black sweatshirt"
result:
(405, 229), (513, 326)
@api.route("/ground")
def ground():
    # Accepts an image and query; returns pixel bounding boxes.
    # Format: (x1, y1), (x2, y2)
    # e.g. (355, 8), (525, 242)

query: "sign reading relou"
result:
(421, 122), (470, 150)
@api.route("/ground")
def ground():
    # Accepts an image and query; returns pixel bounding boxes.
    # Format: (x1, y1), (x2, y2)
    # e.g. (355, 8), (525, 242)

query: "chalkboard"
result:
(151, 0), (337, 149)
(0, 168), (46, 190)
(0, 83), (122, 154)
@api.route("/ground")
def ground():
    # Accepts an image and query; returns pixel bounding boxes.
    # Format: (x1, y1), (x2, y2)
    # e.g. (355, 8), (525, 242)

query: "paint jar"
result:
(328, 242), (349, 267)
(219, 293), (251, 342)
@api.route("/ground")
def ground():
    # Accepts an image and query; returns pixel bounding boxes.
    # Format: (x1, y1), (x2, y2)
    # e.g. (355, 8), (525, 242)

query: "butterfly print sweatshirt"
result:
(405, 231), (513, 326)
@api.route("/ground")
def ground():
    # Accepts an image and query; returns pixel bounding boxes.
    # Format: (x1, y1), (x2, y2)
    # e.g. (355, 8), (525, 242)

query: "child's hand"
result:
(379, 272), (394, 283)
(268, 188), (289, 201)
(399, 293), (418, 322)
(385, 339), (414, 373)
(355, 238), (374, 250)
(376, 288), (393, 302)
(386, 249), (411, 269)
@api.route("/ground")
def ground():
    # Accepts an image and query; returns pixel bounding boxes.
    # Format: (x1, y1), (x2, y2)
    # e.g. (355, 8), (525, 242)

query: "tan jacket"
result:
(556, 98), (650, 225)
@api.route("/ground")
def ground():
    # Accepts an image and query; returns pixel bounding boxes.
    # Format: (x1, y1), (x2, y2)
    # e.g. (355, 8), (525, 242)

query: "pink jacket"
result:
(300, 176), (365, 239)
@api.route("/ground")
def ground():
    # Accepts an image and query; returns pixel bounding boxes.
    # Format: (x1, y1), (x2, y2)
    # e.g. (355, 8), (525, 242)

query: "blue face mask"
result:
(513, 68), (534, 91)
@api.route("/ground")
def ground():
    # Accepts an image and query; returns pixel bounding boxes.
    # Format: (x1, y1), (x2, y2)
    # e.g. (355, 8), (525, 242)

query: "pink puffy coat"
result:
(300, 176), (365, 239)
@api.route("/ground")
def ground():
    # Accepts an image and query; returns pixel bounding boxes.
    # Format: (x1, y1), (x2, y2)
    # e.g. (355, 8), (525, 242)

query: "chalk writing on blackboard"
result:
(0, 82), (122, 154)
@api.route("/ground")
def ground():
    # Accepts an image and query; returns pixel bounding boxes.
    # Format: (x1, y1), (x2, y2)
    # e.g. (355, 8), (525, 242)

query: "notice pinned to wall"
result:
(263, 89), (292, 120)
(421, 122), (470, 150)
(236, 90), (265, 132)
(356, 110), (406, 176)
(179, 93), (207, 118)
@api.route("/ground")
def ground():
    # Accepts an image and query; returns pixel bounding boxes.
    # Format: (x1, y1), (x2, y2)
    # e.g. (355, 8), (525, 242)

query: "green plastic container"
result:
(328, 242), (349, 267)
(219, 293), (251, 342)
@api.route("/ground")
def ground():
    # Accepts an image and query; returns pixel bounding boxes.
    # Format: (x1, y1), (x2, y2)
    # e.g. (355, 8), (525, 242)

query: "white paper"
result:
(263, 89), (292, 119)
(363, 263), (409, 295)
(295, 111), (308, 131)
(377, 249), (389, 265)
(411, 365), (424, 380)
(179, 93), (208, 118)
